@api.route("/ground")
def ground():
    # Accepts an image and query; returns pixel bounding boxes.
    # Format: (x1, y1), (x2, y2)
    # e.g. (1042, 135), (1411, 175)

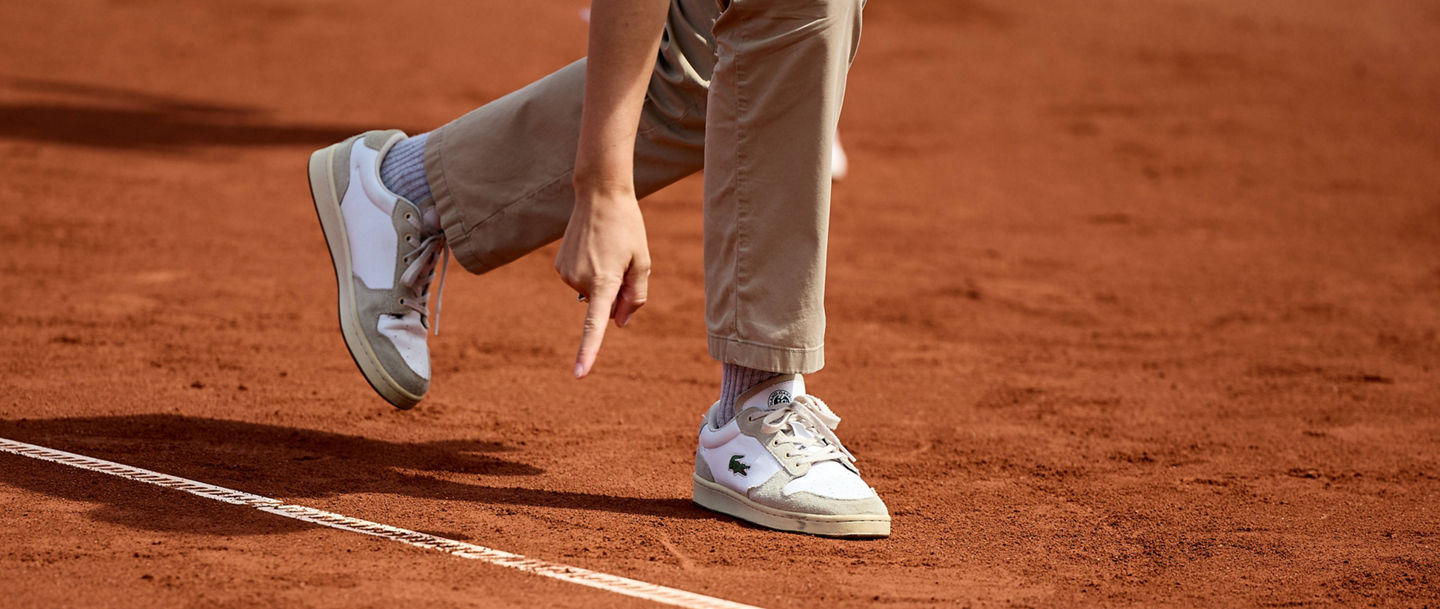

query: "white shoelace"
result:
(398, 216), (449, 334)
(750, 394), (855, 466)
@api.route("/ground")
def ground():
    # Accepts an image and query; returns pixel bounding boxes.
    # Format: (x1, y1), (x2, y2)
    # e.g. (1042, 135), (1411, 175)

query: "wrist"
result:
(573, 167), (636, 201)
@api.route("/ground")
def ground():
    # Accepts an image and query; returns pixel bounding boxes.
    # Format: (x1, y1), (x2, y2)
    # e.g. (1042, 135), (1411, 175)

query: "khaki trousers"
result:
(425, 0), (863, 374)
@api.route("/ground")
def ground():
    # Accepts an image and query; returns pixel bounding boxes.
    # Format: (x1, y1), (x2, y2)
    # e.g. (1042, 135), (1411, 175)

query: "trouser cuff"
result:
(426, 127), (499, 275)
(708, 335), (824, 374)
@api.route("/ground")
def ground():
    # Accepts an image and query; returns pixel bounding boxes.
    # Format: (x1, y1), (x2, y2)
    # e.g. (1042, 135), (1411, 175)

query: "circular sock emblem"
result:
(767, 389), (792, 407)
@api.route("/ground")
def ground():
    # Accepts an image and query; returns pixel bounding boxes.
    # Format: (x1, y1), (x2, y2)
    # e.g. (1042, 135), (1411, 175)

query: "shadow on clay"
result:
(0, 414), (711, 536)
(0, 75), (421, 150)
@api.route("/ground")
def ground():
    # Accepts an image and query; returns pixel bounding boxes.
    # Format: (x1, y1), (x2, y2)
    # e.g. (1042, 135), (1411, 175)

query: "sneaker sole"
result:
(308, 143), (423, 410)
(692, 475), (891, 538)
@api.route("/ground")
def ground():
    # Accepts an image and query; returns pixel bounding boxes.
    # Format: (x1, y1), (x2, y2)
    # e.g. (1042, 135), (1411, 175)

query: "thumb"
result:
(613, 260), (650, 328)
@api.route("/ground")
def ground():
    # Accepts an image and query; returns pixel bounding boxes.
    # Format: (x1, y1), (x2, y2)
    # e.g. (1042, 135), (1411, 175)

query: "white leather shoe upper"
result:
(340, 139), (400, 291)
(377, 312), (431, 380)
(338, 136), (433, 379)
(697, 375), (878, 502)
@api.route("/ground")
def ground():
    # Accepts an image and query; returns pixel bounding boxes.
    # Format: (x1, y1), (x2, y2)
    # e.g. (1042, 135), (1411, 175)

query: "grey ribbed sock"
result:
(380, 132), (433, 207)
(716, 364), (784, 425)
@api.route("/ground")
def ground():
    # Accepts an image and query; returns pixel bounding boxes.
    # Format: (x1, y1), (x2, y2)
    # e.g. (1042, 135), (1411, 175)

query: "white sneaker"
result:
(307, 130), (447, 409)
(693, 375), (890, 537)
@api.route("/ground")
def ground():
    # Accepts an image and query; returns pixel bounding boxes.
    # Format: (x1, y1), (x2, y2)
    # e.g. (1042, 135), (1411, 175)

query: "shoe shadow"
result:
(0, 414), (709, 537)
(0, 75), (421, 150)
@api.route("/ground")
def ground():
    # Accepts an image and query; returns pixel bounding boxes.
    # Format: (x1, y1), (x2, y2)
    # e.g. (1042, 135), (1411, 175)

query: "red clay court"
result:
(1, 0), (1437, 606)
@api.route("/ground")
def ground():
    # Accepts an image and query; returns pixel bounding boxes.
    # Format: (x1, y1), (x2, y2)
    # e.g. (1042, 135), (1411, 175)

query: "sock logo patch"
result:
(728, 455), (750, 476)
(767, 389), (792, 407)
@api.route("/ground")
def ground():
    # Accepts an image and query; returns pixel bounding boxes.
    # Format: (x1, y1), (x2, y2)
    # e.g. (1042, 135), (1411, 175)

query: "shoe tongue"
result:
(736, 374), (805, 413)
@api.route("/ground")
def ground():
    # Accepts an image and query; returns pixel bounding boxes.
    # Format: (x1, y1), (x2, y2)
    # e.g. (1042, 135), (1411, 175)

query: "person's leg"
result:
(702, 0), (864, 378)
(312, 1), (719, 409)
(424, 1), (719, 274)
(691, 0), (888, 538)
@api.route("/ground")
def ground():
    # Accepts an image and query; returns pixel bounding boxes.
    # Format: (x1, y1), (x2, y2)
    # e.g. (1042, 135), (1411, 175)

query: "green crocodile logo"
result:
(728, 455), (751, 476)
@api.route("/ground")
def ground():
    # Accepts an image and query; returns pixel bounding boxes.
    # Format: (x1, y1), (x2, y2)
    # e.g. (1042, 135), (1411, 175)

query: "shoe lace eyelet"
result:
(398, 298), (406, 306)
(405, 235), (414, 244)
(404, 213), (412, 221)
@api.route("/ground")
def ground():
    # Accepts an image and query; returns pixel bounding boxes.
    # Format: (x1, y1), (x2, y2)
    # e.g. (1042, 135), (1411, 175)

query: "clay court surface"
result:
(2, 0), (1438, 606)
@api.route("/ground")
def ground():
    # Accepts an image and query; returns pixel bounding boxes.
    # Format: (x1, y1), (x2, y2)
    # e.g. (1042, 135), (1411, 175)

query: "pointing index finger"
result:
(574, 285), (617, 379)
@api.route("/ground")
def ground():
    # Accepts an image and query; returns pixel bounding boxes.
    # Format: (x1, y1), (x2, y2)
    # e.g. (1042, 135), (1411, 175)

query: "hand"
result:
(557, 0), (667, 379)
(554, 188), (651, 379)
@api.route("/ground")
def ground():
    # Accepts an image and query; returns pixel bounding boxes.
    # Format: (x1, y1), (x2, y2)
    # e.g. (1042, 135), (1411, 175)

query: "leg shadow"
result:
(0, 75), (423, 150)
(0, 414), (709, 536)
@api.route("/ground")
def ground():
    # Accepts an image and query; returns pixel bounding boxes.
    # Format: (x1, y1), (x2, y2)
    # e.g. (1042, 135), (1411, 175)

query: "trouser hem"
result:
(708, 335), (824, 374)
(426, 127), (502, 275)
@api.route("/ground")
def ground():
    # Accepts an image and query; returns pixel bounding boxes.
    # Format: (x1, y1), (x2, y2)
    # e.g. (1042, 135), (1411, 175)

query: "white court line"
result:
(0, 437), (762, 609)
